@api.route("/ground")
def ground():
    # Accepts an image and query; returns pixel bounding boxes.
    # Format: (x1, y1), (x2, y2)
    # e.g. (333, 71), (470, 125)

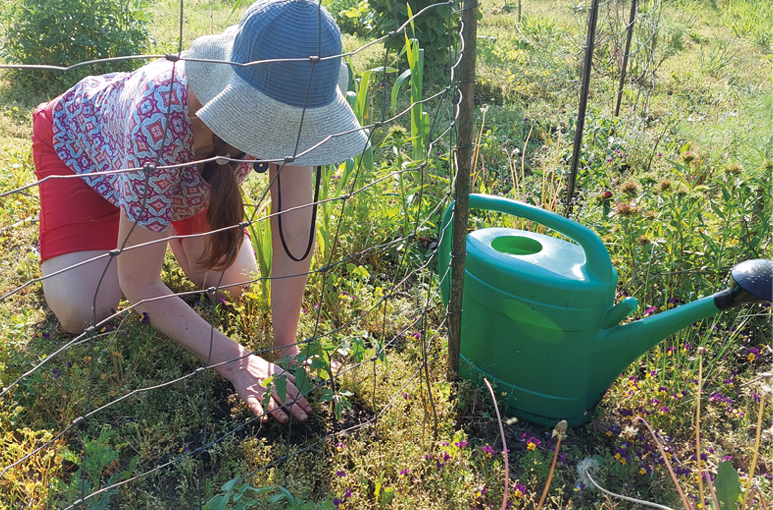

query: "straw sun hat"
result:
(185, 0), (369, 167)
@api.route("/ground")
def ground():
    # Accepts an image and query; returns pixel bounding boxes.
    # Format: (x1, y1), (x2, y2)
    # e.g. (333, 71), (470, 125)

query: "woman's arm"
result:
(268, 164), (315, 360)
(116, 214), (312, 423)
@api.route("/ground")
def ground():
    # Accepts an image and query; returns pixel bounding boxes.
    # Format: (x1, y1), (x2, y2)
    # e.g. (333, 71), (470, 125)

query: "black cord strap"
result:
(276, 165), (322, 262)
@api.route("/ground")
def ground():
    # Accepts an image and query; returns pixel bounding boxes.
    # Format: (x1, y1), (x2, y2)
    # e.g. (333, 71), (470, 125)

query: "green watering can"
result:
(438, 194), (772, 427)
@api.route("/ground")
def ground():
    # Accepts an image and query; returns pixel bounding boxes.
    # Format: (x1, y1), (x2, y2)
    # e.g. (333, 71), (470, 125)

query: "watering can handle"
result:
(439, 194), (615, 282)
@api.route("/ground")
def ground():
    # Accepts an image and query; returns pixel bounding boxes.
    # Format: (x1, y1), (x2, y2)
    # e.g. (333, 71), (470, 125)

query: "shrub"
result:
(364, 0), (458, 64)
(0, 0), (153, 92)
(325, 0), (372, 37)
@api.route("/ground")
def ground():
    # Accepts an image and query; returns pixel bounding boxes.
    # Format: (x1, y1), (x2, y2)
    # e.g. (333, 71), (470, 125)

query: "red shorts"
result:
(32, 98), (212, 262)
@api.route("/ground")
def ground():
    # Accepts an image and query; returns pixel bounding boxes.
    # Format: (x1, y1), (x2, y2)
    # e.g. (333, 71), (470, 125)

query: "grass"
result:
(0, 0), (771, 508)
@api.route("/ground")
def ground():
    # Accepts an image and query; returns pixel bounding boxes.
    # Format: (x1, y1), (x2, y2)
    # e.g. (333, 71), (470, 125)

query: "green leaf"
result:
(391, 69), (412, 113)
(714, 460), (742, 510)
(293, 366), (313, 394)
(227, 0), (242, 22)
(355, 70), (372, 123)
(275, 374), (288, 403)
(319, 388), (336, 403)
(277, 485), (295, 503)
(203, 494), (229, 510)
(222, 479), (239, 492)
(380, 487), (395, 507)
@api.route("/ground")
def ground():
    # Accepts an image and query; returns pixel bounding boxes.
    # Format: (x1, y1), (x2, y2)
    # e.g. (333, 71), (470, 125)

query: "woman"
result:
(30, 0), (368, 424)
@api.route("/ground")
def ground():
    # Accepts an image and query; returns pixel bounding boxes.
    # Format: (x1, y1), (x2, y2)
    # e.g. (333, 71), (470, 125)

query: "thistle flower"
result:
(620, 181), (640, 196)
(614, 202), (639, 216)
(656, 179), (673, 193)
(724, 162), (744, 175)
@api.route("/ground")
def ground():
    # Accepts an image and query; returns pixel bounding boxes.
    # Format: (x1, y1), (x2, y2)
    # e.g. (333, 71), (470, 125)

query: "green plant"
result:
(698, 37), (737, 77)
(332, 0), (373, 37)
(245, 197), (273, 302)
(391, 25), (429, 162)
(0, 0), (152, 93)
(518, 14), (557, 41)
(55, 426), (139, 509)
(204, 479), (336, 510)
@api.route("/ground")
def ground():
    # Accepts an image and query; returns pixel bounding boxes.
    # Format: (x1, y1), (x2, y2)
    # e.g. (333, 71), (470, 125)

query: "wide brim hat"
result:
(185, 0), (369, 167)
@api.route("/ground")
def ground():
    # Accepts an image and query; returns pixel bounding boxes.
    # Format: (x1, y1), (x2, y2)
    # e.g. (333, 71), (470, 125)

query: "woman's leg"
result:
(32, 97), (123, 334)
(41, 251), (123, 334)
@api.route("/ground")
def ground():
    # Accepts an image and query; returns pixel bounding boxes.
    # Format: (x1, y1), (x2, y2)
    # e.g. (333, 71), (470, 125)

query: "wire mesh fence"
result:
(1, 0), (770, 508)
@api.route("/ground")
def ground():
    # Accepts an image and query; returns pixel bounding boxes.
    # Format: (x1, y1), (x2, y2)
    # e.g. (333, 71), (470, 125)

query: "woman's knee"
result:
(49, 300), (112, 335)
(41, 251), (122, 334)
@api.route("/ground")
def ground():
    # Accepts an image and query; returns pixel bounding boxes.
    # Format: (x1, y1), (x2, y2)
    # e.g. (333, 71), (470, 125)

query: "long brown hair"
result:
(198, 135), (245, 270)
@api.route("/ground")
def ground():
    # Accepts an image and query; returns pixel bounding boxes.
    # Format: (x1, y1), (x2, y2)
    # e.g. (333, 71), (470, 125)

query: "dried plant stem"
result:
(741, 390), (766, 508)
(703, 465), (721, 510)
(751, 485), (769, 510)
(695, 352), (706, 510)
(636, 416), (694, 510)
(535, 421), (566, 510)
(509, 124), (533, 203)
(483, 379), (509, 510)
(471, 106), (488, 188)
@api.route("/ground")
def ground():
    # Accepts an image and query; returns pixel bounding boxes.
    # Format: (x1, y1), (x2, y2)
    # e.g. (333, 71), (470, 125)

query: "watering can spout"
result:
(597, 260), (773, 385)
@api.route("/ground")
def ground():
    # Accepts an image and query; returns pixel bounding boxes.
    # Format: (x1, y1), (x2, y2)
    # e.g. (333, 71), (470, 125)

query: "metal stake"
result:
(564, 0), (600, 217)
(615, 0), (638, 118)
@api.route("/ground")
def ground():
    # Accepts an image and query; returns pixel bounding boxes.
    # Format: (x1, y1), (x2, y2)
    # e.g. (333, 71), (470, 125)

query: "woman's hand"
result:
(223, 354), (313, 424)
